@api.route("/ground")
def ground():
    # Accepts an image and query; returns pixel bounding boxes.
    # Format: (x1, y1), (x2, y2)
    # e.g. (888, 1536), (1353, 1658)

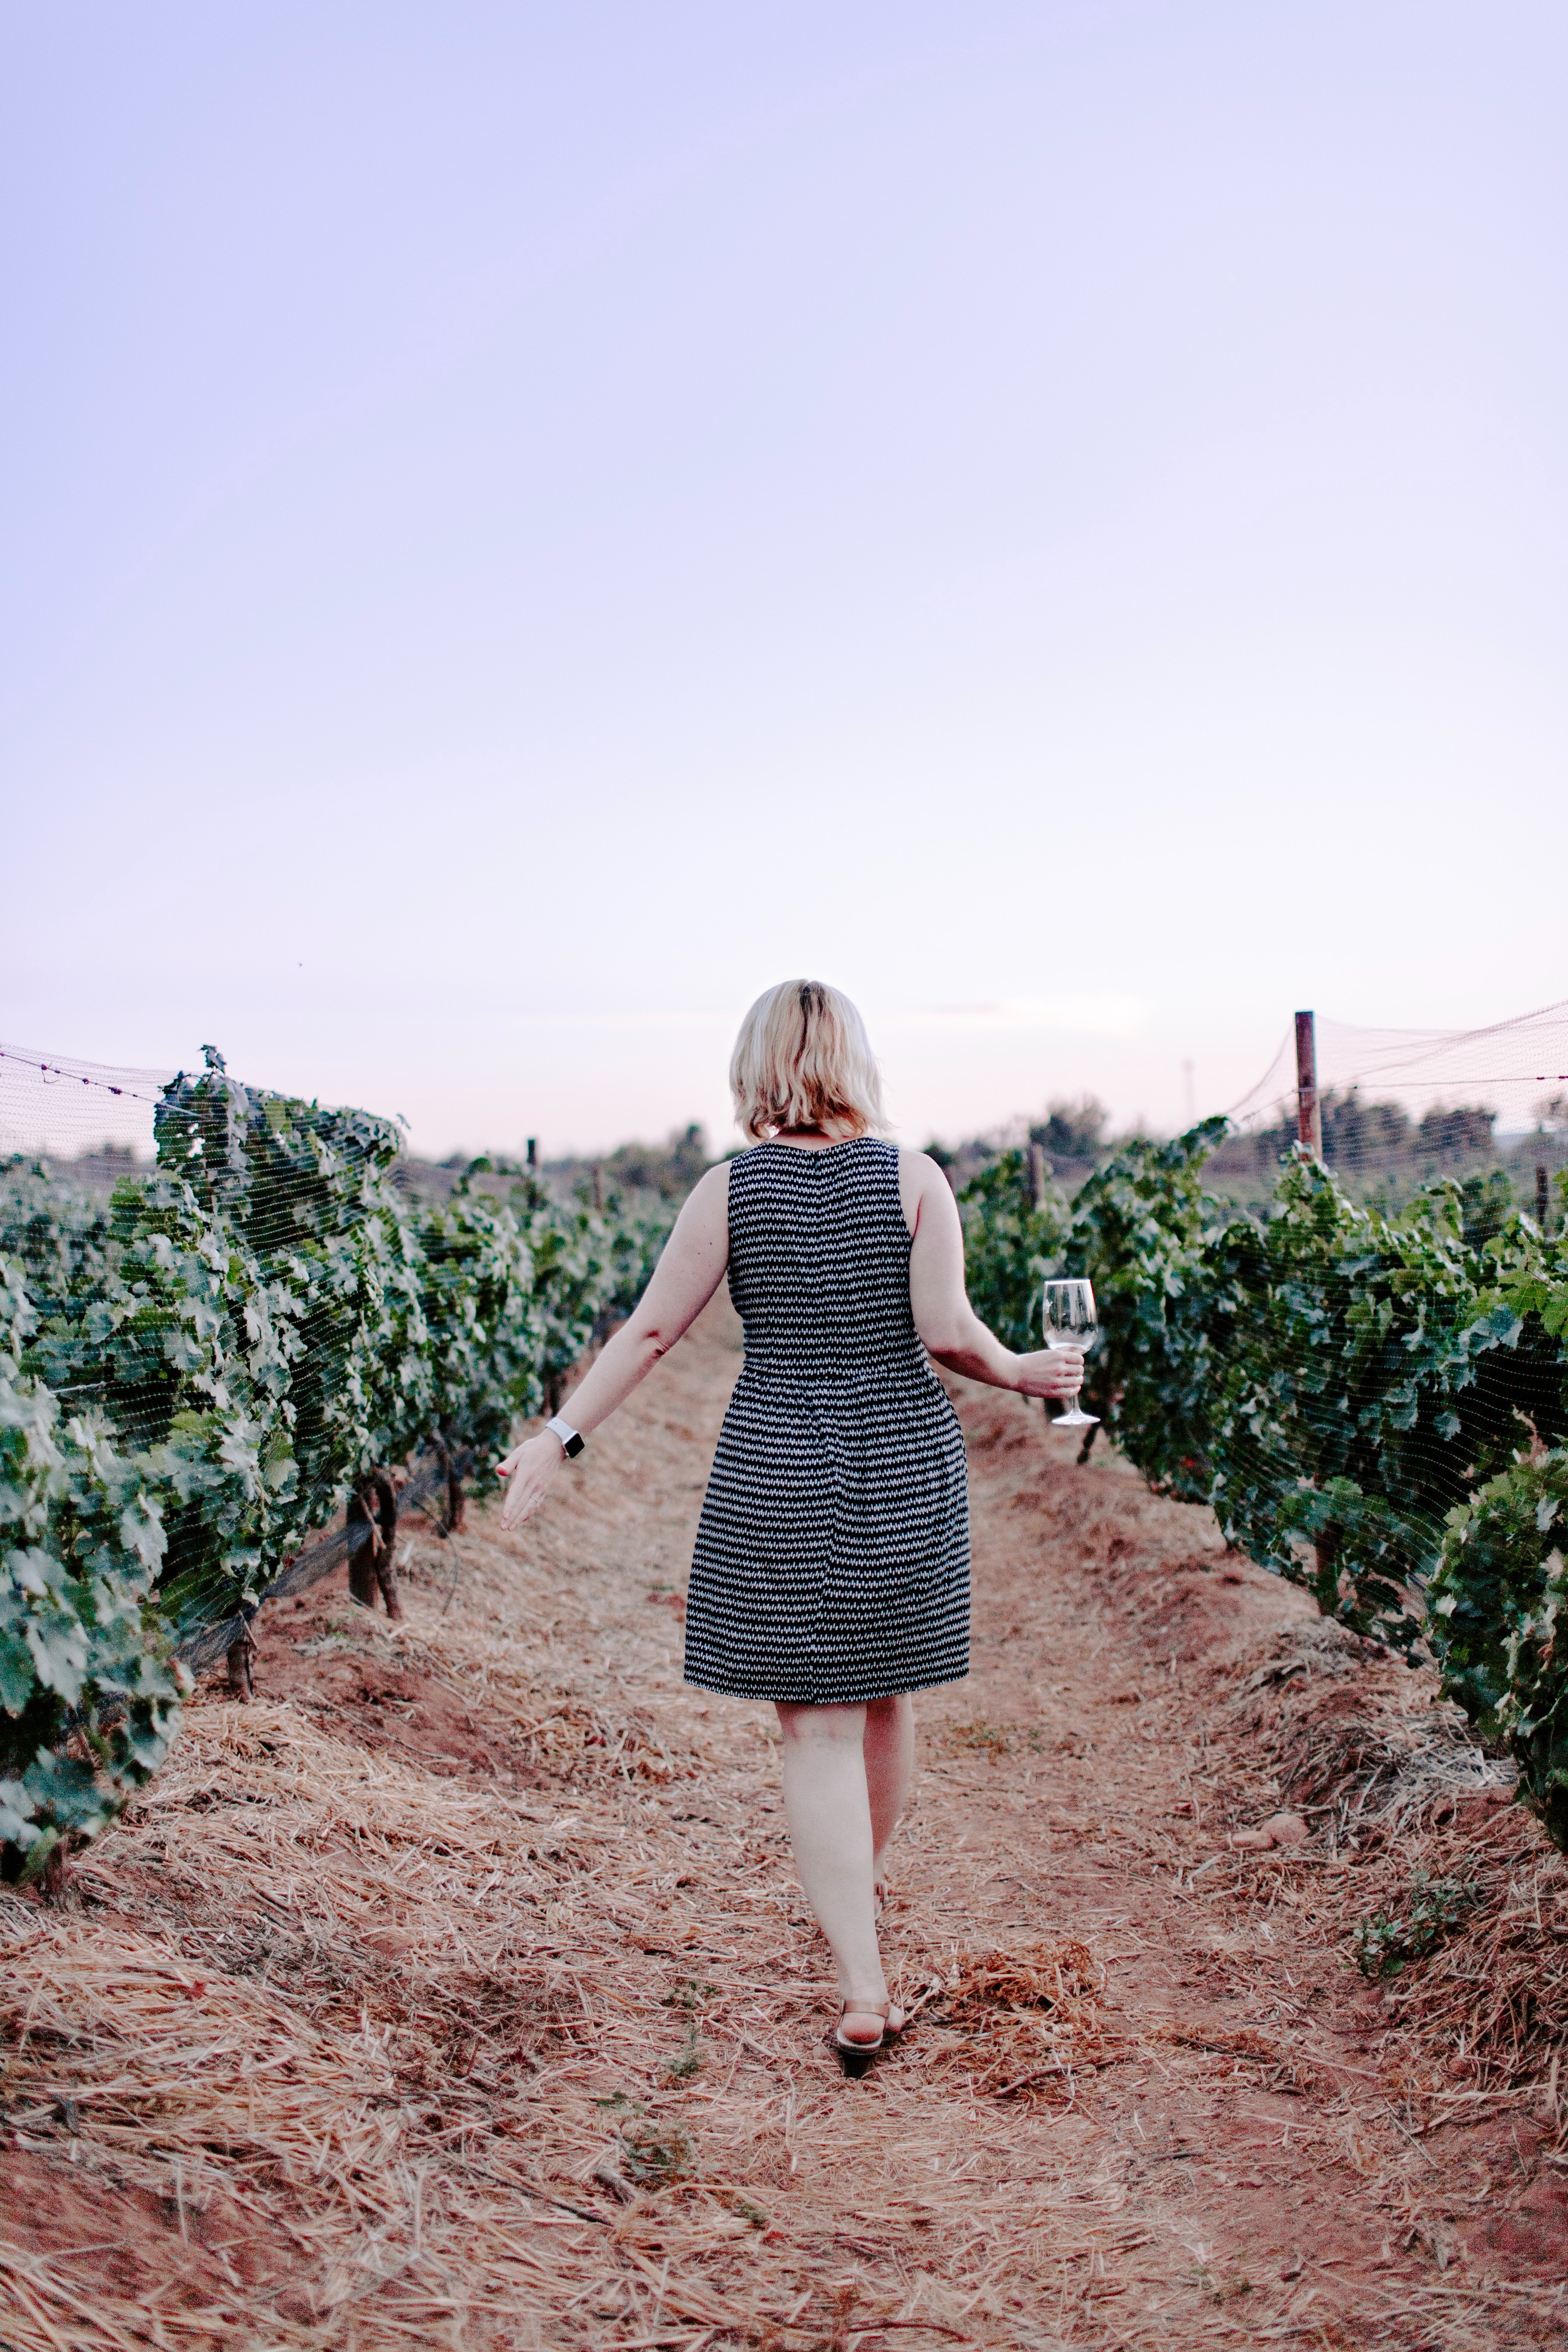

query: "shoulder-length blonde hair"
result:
(730, 980), (885, 1143)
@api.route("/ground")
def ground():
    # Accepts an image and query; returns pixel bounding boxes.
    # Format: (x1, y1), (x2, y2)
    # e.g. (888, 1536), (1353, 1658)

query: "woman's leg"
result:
(775, 1701), (892, 2040)
(864, 1693), (915, 1880)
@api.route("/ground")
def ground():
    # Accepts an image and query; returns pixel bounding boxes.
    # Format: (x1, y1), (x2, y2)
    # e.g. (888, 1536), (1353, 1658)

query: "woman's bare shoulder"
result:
(654, 1158), (731, 1267)
(895, 1143), (950, 1186)
(678, 1155), (734, 1228)
(895, 1144), (953, 1235)
(686, 1158), (733, 1209)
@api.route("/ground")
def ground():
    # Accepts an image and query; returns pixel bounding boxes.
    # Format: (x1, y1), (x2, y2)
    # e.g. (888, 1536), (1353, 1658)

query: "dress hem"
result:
(681, 1666), (969, 1706)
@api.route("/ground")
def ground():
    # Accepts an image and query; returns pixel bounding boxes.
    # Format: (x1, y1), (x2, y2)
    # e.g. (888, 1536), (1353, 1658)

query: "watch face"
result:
(563, 1430), (585, 1458)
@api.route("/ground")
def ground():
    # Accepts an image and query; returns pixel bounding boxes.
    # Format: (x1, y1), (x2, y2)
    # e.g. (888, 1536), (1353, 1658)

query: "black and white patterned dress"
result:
(684, 1137), (970, 1705)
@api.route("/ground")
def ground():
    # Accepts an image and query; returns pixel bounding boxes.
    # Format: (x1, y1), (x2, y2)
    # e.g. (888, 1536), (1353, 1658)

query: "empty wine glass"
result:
(1042, 1277), (1099, 1429)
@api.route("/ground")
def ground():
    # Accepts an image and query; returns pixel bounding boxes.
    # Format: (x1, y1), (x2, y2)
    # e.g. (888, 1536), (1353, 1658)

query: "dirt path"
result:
(3, 1299), (1565, 2351)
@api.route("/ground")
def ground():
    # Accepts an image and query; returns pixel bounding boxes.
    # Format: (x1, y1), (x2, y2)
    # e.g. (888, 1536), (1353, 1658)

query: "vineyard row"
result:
(4, 1053), (1567, 1881)
(0, 1050), (672, 1877)
(961, 1125), (1568, 1846)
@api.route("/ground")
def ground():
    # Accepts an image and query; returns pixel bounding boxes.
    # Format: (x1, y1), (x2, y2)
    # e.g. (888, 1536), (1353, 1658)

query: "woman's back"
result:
(689, 1131), (969, 1707)
(726, 1136), (922, 1375)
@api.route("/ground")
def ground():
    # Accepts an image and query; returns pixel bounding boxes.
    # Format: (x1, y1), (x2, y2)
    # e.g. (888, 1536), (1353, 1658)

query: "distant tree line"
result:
(544, 1123), (714, 1206)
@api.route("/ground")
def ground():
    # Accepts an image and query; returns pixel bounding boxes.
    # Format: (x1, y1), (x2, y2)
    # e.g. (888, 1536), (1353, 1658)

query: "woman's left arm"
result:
(496, 1161), (731, 1529)
(903, 1149), (1082, 1398)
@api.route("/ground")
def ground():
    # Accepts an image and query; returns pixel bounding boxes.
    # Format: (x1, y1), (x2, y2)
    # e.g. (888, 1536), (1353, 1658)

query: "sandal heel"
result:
(831, 1998), (905, 2076)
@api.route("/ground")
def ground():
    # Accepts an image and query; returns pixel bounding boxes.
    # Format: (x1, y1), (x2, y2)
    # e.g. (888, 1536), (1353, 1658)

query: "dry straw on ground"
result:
(2, 1312), (1566, 2350)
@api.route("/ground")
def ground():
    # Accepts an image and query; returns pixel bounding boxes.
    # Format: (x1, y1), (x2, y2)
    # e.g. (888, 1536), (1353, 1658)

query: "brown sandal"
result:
(832, 1998), (905, 2077)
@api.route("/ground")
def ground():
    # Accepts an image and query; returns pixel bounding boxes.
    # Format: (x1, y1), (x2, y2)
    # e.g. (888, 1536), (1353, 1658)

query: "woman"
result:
(497, 980), (1082, 2070)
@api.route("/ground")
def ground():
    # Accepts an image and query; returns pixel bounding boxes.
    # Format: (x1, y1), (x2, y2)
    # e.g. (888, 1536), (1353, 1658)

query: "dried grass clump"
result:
(928, 1937), (1100, 2025)
(2, 1703), (556, 2189)
(911, 1937), (1111, 2100)
(1267, 1690), (1510, 1834)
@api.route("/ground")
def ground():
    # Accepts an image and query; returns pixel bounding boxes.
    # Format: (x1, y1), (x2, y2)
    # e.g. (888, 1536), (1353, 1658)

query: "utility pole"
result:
(1295, 1011), (1323, 1159)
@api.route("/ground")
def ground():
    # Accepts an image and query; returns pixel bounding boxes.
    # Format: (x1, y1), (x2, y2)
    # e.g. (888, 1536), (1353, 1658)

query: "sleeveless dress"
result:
(684, 1136), (970, 1705)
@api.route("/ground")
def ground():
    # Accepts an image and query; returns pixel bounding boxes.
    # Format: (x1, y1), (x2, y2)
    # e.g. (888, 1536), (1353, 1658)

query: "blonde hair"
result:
(730, 980), (885, 1143)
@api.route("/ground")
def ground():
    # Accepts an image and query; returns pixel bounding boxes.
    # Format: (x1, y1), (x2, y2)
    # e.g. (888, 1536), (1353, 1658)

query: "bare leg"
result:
(776, 1701), (897, 2043)
(864, 1693), (914, 1883)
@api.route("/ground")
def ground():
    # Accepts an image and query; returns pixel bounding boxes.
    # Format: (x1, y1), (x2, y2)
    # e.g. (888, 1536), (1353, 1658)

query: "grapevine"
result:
(961, 1127), (1568, 1841)
(0, 1050), (676, 1875)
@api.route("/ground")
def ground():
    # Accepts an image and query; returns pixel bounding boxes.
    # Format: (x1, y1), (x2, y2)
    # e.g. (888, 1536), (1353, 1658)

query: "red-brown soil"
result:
(3, 1295), (1565, 2349)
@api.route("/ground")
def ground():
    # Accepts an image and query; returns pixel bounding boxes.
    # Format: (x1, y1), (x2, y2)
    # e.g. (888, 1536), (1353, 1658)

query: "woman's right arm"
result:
(903, 1150), (1083, 1399)
(495, 1160), (731, 1529)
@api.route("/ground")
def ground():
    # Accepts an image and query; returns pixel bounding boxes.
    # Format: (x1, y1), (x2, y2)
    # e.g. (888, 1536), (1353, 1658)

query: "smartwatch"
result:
(547, 1414), (585, 1459)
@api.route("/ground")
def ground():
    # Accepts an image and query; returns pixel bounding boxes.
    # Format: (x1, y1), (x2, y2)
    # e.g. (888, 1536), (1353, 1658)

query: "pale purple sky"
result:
(4, 3), (1565, 1156)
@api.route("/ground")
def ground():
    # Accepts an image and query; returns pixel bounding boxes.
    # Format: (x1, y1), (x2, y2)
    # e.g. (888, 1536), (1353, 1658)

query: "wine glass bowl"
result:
(1041, 1277), (1099, 1429)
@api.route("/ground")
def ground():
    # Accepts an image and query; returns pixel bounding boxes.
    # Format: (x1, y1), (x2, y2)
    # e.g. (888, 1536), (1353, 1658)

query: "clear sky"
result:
(4, 3), (1565, 1158)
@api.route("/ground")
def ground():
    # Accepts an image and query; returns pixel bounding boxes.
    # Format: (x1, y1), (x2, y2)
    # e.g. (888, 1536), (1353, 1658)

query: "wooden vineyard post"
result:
(1297, 1007), (1328, 1599)
(1539, 1164), (1551, 1233)
(1028, 1143), (1049, 1210)
(526, 1137), (537, 1171)
(1295, 1010), (1323, 1160)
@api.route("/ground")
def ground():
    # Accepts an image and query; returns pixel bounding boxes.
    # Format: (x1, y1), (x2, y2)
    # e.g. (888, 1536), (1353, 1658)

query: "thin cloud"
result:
(884, 997), (1146, 1038)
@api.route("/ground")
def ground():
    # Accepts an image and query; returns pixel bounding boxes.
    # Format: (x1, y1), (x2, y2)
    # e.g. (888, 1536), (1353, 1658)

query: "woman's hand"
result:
(1012, 1347), (1086, 1400)
(495, 1430), (564, 1531)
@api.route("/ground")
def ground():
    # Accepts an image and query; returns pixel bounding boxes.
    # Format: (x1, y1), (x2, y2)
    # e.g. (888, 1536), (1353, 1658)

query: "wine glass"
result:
(1041, 1277), (1099, 1429)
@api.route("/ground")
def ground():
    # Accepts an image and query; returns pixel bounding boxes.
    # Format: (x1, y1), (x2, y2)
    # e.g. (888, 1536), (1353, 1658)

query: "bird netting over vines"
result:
(0, 1038), (674, 1876)
(959, 999), (1568, 1848)
(1217, 997), (1568, 1208)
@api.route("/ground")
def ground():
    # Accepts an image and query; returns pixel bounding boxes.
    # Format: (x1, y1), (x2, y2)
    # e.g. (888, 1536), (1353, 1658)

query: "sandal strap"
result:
(838, 1998), (892, 2021)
